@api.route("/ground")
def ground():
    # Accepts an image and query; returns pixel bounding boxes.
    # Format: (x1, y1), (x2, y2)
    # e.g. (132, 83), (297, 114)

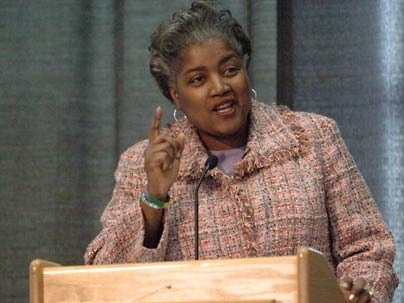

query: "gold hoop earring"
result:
(173, 109), (187, 122)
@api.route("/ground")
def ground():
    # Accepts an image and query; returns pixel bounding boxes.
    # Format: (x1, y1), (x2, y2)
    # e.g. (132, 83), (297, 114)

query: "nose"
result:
(210, 75), (230, 97)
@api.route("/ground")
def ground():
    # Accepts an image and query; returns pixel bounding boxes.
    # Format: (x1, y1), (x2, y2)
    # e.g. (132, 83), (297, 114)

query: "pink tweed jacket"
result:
(85, 101), (398, 302)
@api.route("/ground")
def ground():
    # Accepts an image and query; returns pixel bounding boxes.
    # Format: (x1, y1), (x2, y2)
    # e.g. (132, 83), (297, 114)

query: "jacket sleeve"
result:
(319, 117), (398, 303)
(84, 143), (169, 265)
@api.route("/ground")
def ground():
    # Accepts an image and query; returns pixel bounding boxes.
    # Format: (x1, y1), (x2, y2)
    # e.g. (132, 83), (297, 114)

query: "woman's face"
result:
(169, 39), (252, 151)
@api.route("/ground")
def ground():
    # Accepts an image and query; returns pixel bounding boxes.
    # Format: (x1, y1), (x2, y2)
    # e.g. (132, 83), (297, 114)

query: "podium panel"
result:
(30, 247), (345, 303)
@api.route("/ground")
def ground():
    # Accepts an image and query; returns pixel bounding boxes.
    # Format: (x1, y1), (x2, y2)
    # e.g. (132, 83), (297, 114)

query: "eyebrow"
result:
(183, 53), (239, 75)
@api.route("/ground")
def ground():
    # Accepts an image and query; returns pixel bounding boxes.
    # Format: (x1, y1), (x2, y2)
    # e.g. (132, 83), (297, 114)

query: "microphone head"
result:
(205, 154), (218, 170)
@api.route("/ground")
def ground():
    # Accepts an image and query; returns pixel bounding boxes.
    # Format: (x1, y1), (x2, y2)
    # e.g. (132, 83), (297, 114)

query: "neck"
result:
(197, 129), (248, 151)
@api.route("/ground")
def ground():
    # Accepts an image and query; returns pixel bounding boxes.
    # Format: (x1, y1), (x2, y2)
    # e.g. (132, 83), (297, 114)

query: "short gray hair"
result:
(149, 0), (252, 102)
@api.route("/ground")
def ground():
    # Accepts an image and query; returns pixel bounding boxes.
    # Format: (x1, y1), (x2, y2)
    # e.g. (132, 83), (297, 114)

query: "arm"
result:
(142, 106), (184, 247)
(84, 144), (169, 264)
(319, 118), (398, 303)
(84, 107), (185, 264)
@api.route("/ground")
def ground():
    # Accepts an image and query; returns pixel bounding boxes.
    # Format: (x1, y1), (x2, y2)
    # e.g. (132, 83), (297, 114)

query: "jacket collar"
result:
(166, 101), (301, 180)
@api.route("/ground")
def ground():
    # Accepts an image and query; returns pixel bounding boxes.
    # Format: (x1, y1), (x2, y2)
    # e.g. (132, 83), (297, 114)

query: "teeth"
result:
(216, 102), (232, 111)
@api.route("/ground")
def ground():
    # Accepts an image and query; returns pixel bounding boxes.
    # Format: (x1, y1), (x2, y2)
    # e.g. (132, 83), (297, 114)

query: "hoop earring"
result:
(251, 89), (257, 101)
(173, 109), (187, 122)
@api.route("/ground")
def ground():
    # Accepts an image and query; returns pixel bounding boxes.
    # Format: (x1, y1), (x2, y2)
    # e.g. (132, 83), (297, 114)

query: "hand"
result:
(144, 106), (185, 200)
(339, 277), (374, 303)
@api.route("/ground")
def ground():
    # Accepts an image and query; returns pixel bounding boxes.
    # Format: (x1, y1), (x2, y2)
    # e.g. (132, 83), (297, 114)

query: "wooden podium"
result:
(30, 247), (346, 303)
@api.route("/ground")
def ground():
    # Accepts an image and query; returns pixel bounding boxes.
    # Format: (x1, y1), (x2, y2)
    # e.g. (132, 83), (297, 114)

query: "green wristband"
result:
(140, 191), (170, 209)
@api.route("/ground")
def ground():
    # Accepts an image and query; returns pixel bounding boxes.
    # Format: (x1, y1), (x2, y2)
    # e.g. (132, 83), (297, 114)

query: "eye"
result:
(189, 75), (205, 85)
(223, 65), (240, 76)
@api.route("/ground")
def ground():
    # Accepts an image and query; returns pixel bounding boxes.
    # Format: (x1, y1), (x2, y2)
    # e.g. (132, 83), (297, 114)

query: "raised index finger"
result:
(149, 106), (163, 140)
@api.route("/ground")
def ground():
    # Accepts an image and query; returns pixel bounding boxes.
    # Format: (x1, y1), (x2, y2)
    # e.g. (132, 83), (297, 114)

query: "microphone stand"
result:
(194, 154), (218, 260)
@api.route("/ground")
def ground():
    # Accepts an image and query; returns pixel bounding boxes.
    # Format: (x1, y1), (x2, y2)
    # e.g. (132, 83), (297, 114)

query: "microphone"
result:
(194, 153), (218, 260)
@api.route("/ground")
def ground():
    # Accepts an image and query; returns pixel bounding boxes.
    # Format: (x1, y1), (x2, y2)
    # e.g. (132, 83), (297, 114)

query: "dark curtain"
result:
(277, 1), (404, 303)
(0, 1), (276, 302)
(0, 1), (117, 301)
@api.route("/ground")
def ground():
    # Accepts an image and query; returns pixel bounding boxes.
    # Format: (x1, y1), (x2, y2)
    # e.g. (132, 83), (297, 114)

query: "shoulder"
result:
(252, 101), (340, 136)
(278, 105), (338, 130)
(114, 139), (149, 182)
(251, 101), (345, 159)
(120, 139), (149, 164)
(274, 104), (342, 140)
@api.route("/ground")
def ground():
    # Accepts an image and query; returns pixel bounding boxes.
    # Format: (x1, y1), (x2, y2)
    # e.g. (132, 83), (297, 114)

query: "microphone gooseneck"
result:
(194, 154), (218, 260)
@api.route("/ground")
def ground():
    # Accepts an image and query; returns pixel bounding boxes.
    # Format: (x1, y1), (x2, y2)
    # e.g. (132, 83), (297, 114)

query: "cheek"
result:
(234, 73), (251, 96)
(180, 91), (206, 110)
(239, 84), (252, 104)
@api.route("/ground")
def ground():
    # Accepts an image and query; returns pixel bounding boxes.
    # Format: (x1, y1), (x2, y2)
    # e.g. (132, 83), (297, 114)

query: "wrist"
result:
(145, 184), (169, 201)
(141, 188), (170, 209)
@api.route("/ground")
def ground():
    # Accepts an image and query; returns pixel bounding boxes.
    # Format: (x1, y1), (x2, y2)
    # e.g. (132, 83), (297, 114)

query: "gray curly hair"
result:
(149, 0), (252, 103)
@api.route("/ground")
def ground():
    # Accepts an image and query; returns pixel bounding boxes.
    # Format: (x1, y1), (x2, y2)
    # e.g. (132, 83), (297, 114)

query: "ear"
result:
(169, 86), (182, 110)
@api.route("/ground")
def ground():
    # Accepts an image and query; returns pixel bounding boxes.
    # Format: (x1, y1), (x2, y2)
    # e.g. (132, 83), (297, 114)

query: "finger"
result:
(147, 147), (177, 171)
(158, 133), (185, 170)
(175, 133), (185, 159)
(339, 276), (353, 290)
(348, 278), (366, 302)
(152, 135), (180, 159)
(154, 152), (173, 171)
(152, 133), (184, 161)
(367, 290), (374, 301)
(356, 289), (374, 303)
(352, 278), (366, 295)
(149, 106), (163, 141)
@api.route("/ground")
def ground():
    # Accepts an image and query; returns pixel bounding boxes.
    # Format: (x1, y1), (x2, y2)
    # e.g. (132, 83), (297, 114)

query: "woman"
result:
(85, 1), (398, 302)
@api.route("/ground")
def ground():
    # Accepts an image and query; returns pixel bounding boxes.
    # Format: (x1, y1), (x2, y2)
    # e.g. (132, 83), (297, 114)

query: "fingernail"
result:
(339, 281), (351, 289)
(348, 294), (356, 301)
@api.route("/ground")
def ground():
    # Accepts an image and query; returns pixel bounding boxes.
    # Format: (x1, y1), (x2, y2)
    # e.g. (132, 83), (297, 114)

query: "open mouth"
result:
(213, 101), (235, 113)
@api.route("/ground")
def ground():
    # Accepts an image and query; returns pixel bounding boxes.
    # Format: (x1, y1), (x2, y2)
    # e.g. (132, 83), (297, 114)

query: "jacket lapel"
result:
(168, 101), (302, 180)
